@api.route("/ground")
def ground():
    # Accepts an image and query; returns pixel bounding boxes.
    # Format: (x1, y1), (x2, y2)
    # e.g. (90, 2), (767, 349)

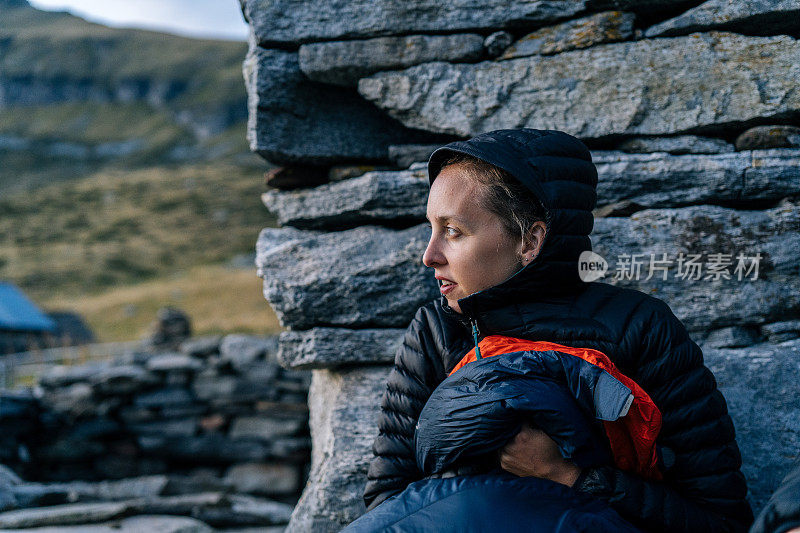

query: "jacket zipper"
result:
(471, 319), (482, 360)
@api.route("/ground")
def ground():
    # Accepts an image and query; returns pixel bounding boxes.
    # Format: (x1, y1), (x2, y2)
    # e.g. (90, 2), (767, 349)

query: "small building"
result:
(0, 282), (57, 355)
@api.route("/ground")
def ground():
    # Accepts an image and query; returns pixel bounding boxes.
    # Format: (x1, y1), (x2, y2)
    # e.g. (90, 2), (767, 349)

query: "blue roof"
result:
(0, 282), (57, 332)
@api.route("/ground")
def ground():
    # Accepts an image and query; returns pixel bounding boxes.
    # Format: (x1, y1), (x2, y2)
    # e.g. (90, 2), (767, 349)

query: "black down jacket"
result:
(363, 129), (753, 532)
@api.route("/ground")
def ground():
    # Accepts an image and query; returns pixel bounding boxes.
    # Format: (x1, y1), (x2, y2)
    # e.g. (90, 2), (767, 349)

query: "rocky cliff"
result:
(0, 0), (249, 192)
(240, 1), (800, 530)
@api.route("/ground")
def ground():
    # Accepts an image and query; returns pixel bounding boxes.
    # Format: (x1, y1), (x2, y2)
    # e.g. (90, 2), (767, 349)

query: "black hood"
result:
(427, 128), (598, 319)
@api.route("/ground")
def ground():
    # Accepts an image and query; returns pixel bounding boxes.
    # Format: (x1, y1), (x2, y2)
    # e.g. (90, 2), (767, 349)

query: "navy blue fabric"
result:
(344, 473), (642, 533)
(415, 350), (633, 475)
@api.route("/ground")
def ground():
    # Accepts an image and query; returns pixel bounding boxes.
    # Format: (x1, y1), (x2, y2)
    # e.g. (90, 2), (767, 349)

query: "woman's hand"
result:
(498, 422), (582, 487)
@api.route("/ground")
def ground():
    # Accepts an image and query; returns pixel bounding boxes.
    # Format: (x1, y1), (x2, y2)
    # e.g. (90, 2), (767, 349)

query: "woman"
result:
(362, 128), (753, 532)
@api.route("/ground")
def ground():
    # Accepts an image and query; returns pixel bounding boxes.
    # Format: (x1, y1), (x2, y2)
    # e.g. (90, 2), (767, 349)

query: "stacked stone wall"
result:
(0, 334), (310, 531)
(240, 1), (800, 530)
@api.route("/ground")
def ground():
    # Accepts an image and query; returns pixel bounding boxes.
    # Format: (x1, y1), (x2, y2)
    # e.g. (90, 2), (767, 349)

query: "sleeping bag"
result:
(345, 336), (661, 532)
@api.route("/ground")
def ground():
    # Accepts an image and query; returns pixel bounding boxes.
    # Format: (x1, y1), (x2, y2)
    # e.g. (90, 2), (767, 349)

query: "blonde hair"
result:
(439, 154), (547, 244)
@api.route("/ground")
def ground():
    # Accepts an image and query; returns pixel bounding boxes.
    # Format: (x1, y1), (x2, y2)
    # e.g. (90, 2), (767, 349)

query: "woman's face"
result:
(423, 163), (532, 314)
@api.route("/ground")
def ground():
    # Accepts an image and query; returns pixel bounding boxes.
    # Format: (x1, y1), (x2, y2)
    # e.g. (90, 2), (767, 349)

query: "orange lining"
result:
(450, 335), (663, 480)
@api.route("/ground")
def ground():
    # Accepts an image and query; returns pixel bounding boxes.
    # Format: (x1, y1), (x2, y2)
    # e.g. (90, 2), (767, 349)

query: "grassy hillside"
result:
(0, 2), (287, 340)
(0, 159), (274, 299)
(44, 263), (283, 342)
(0, 2), (247, 112)
(0, 1), (251, 192)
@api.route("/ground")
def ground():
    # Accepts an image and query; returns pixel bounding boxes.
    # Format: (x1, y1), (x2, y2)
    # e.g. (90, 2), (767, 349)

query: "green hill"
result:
(0, 0), (252, 192)
(0, 1), (280, 337)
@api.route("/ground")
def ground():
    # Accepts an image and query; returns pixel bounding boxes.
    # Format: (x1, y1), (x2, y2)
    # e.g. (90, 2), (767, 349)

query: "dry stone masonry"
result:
(239, 0), (800, 530)
(0, 335), (309, 531)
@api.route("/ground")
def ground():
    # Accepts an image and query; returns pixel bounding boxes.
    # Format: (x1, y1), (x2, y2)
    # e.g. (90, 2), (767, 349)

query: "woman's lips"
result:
(438, 279), (457, 296)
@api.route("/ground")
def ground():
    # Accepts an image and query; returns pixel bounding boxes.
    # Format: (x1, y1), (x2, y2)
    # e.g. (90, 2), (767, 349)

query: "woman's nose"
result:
(422, 236), (444, 268)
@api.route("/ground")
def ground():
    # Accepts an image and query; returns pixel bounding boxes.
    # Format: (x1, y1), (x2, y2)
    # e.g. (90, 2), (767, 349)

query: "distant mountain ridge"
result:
(0, 0), (250, 191)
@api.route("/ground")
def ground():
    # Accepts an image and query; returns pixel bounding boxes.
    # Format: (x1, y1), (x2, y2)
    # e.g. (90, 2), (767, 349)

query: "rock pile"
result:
(0, 334), (310, 531)
(239, 0), (800, 531)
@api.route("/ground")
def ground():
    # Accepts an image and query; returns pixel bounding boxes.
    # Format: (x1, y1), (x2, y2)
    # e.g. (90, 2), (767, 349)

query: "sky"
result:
(28, 0), (249, 41)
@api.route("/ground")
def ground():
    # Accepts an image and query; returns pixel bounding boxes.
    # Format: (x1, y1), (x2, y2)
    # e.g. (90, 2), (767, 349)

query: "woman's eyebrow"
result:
(427, 214), (464, 225)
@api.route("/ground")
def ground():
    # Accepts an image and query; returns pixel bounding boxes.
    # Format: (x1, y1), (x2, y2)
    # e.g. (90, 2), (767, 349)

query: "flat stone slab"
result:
(590, 203), (800, 333)
(701, 326), (761, 349)
(39, 363), (110, 389)
(261, 167), (428, 230)
(0, 515), (213, 533)
(359, 32), (800, 139)
(243, 42), (430, 165)
(12, 476), (169, 508)
(593, 149), (800, 210)
(0, 501), (129, 528)
(646, 0), (800, 37)
(229, 416), (305, 441)
(224, 494), (294, 526)
(388, 145), (441, 168)
(90, 366), (159, 396)
(219, 334), (279, 370)
(133, 387), (194, 410)
(705, 338), (800, 512)
(241, 0), (587, 45)
(761, 320), (800, 343)
(588, 0), (704, 11)
(286, 366), (391, 533)
(223, 463), (302, 496)
(501, 11), (635, 59)
(127, 419), (198, 438)
(735, 126), (800, 151)
(299, 34), (484, 87)
(0, 491), (293, 529)
(614, 135), (733, 154)
(256, 224), (438, 329)
(179, 336), (221, 358)
(145, 354), (203, 374)
(137, 435), (278, 463)
(278, 328), (404, 370)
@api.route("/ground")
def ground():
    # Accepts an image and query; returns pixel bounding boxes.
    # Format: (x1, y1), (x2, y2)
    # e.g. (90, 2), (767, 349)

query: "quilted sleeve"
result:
(575, 297), (753, 532)
(362, 306), (445, 511)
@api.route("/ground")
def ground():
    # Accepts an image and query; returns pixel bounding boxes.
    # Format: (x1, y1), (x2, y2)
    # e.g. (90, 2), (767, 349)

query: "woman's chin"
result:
(446, 298), (463, 314)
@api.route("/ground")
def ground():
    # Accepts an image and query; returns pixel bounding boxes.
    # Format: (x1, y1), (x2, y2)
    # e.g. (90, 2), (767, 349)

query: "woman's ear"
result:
(521, 222), (547, 263)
